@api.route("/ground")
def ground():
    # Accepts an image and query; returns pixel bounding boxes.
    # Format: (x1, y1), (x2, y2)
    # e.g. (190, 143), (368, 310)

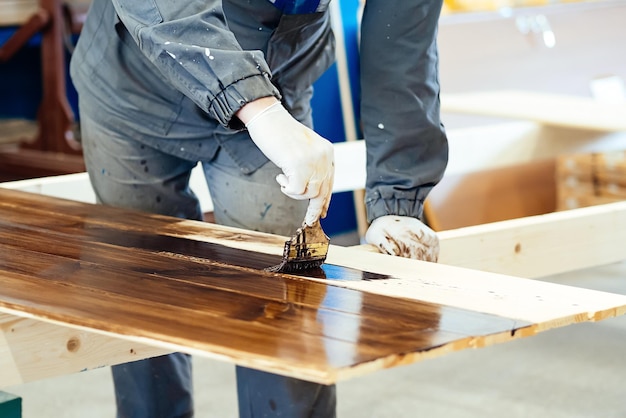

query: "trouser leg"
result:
(236, 368), (336, 418)
(111, 354), (194, 418)
(80, 112), (198, 418)
(203, 149), (337, 418)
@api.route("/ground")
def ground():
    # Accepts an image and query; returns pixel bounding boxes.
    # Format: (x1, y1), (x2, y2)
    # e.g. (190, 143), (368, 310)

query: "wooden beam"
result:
(34, 0), (79, 154)
(437, 201), (626, 279)
(0, 172), (96, 203)
(0, 312), (170, 387)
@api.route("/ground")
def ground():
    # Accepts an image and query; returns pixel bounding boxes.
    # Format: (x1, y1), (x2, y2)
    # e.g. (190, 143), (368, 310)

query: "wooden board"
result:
(441, 90), (626, 132)
(0, 312), (170, 387)
(437, 200), (626, 279)
(1, 188), (626, 386)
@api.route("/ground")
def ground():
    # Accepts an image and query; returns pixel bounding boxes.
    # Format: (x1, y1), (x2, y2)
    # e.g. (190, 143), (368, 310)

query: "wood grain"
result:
(437, 200), (626, 279)
(1, 188), (625, 385)
(0, 313), (170, 387)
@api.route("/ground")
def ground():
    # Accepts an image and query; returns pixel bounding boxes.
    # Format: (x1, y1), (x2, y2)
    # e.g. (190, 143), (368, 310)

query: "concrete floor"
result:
(7, 260), (626, 418)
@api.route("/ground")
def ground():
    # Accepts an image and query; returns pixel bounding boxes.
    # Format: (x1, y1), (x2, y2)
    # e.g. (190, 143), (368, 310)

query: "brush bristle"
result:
(265, 259), (325, 273)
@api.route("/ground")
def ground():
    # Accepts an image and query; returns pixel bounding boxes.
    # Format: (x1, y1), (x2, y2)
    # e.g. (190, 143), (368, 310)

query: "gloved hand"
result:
(243, 100), (334, 226)
(365, 215), (439, 262)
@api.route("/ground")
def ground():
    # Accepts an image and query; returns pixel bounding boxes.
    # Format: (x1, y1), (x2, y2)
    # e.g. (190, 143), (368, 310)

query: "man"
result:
(70, 0), (448, 416)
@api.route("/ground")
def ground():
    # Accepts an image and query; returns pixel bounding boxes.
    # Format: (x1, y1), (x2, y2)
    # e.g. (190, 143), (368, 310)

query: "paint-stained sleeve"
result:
(111, 0), (280, 128)
(360, 0), (449, 223)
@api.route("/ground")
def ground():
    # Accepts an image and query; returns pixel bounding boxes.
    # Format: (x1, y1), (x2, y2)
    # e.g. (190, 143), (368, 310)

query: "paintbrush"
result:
(266, 220), (330, 273)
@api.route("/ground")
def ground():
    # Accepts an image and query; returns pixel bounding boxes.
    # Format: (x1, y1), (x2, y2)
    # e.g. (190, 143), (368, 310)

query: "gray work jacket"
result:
(71, 0), (334, 173)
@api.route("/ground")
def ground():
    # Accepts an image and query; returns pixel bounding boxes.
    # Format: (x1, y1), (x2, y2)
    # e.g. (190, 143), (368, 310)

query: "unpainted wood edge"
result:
(532, 304), (626, 334)
(437, 200), (626, 278)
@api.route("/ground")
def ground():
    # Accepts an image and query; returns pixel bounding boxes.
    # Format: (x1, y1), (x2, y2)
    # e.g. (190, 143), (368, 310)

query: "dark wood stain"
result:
(0, 188), (531, 381)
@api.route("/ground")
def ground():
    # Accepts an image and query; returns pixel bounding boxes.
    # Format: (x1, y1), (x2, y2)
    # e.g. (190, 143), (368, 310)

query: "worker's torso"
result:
(70, 0), (334, 170)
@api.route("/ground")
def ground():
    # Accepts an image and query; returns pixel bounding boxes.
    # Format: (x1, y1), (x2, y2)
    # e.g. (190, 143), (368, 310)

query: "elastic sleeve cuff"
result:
(364, 188), (432, 224)
(208, 73), (281, 130)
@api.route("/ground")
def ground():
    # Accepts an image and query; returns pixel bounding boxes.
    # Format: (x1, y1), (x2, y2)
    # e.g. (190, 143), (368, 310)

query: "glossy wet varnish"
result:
(0, 188), (538, 383)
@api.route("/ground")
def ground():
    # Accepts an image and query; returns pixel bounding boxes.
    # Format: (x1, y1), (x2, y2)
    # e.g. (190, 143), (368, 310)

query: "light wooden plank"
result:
(437, 200), (626, 279)
(0, 313), (170, 387)
(0, 322), (21, 386)
(441, 90), (626, 132)
(0, 167), (212, 211)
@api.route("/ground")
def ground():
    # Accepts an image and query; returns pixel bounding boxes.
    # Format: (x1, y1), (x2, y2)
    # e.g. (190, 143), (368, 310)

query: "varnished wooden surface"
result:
(1, 188), (625, 384)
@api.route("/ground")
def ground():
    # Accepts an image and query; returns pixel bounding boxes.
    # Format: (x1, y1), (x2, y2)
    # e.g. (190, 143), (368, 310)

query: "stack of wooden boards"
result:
(556, 150), (626, 210)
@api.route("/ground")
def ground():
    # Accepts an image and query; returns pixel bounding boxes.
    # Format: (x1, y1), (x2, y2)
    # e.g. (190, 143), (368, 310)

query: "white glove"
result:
(245, 101), (334, 226)
(365, 215), (439, 262)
